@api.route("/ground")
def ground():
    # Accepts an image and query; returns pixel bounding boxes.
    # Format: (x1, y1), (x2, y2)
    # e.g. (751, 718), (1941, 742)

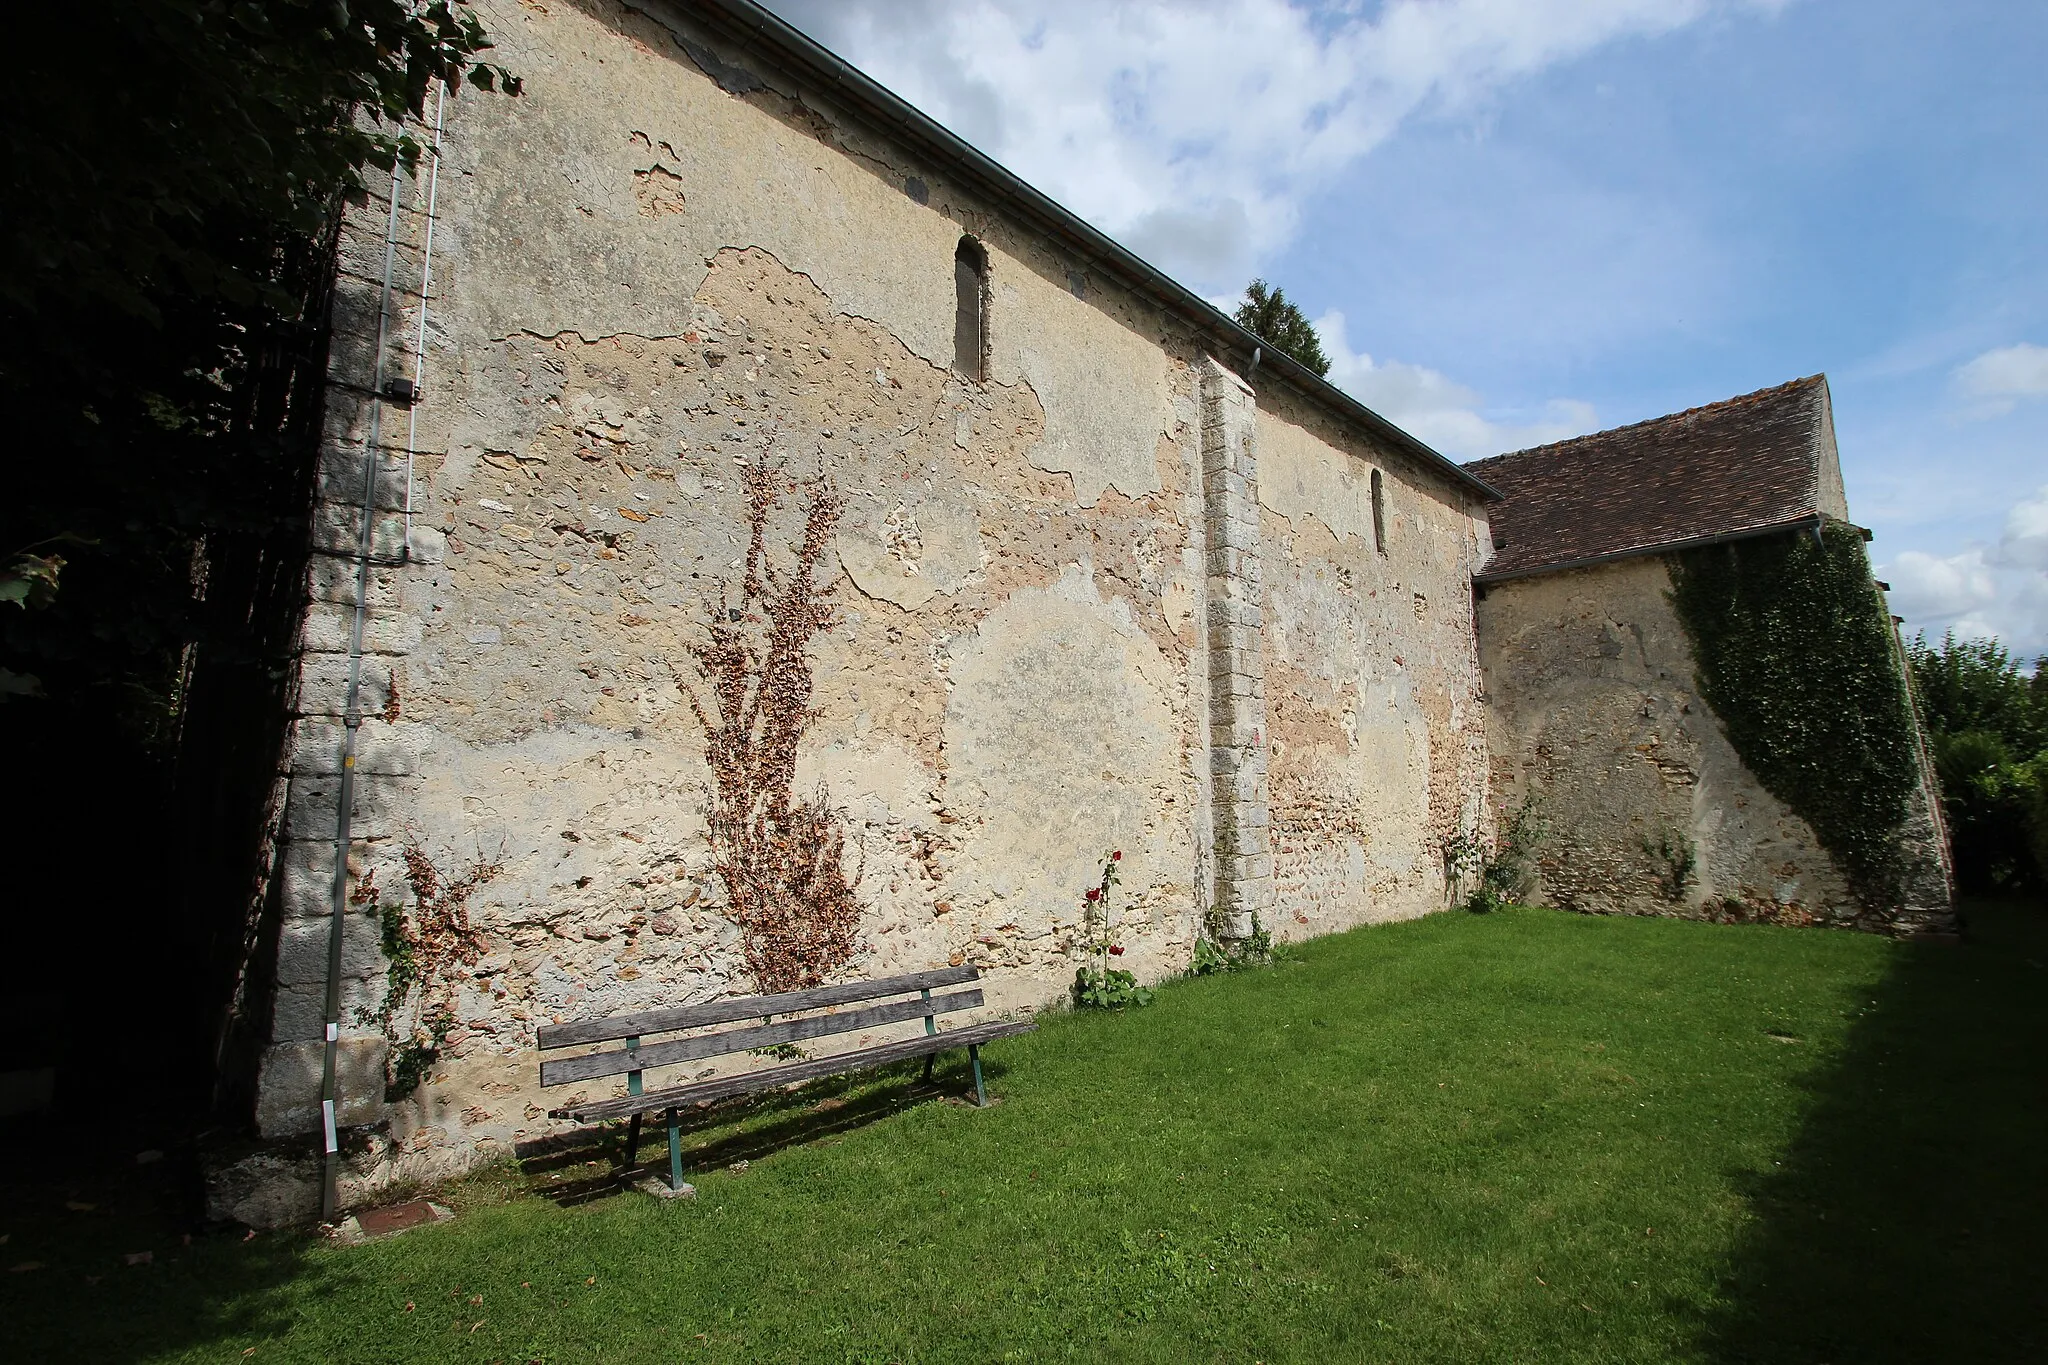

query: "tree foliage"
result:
(1233, 280), (1332, 377)
(1, 1), (518, 710)
(4, 1), (518, 331)
(0, 1), (519, 1117)
(1907, 633), (2048, 891)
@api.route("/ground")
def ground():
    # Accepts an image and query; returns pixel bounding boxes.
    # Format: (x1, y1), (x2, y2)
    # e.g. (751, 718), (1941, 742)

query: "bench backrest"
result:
(536, 965), (984, 1090)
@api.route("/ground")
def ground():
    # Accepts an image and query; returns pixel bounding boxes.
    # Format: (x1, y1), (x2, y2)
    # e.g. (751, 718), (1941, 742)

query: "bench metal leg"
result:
(921, 1052), (935, 1084)
(666, 1109), (684, 1192)
(623, 1112), (643, 1170)
(969, 1043), (987, 1108)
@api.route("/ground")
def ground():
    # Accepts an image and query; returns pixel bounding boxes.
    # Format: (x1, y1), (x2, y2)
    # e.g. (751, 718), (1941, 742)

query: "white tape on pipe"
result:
(322, 1099), (339, 1155)
(326, 1021), (338, 1043)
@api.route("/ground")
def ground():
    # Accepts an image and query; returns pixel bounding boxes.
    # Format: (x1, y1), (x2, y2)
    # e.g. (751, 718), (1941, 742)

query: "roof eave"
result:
(1474, 513), (1825, 585)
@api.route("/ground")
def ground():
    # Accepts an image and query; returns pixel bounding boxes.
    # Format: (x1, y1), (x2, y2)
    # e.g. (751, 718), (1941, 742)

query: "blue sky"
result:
(763, 0), (2048, 659)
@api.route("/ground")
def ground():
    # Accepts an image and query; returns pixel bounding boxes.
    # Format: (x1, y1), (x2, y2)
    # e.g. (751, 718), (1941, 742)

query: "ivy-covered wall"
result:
(1476, 540), (1953, 933)
(1667, 523), (1948, 917)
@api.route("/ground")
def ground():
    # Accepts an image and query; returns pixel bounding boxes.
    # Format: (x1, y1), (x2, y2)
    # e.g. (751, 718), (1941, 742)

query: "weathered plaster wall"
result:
(1476, 556), (1858, 922)
(1812, 382), (1849, 522)
(1255, 399), (1491, 938)
(241, 0), (1488, 1217)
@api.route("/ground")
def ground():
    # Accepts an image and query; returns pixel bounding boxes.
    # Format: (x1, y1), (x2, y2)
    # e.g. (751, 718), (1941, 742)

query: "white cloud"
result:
(764, 0), (1774, 291)
(2005, 484), (2048, 571)
(1884, 548), (1998, 621)
(1314, 310), (1596, 459)
(1882, 483), (2048, 657)
(1953, 342), (2048, 418)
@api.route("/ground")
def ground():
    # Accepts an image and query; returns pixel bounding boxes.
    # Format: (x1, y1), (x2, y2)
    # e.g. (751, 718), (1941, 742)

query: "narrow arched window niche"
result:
(953, 235), (988, 381)
(1370, 468), (1387, 555)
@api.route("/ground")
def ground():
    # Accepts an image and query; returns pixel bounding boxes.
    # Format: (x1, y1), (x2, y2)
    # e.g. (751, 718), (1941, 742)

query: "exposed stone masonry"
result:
(260, 172), (438, 1139)
(1200, 359), (1271, 938)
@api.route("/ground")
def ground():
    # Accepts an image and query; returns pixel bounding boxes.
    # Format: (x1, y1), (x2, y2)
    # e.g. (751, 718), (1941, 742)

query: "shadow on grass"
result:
(1697, 897), (2048, 1363)
(518, 1052), (1002, 1206)
(0, 1123), (324, 1365)
(0, 1051), (1016, 1362)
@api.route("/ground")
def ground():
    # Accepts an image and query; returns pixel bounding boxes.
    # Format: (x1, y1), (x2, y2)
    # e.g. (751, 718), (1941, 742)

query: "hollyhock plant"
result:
(1073, 849), (1153, 1009)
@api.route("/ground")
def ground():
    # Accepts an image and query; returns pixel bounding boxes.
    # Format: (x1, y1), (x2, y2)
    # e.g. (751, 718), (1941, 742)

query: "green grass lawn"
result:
(5, 902), (2043, 1364)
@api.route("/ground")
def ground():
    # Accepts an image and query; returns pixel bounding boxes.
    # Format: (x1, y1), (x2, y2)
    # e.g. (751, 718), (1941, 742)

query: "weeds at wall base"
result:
(1189, 916), (1275, 975)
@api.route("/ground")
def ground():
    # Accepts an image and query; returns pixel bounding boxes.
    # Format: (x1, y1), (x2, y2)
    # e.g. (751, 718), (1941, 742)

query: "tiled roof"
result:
(1465, 376), (1829, 581)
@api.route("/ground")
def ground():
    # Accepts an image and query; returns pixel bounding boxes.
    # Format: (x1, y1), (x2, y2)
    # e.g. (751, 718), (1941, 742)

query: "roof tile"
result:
(1465, 376), (1828, 580)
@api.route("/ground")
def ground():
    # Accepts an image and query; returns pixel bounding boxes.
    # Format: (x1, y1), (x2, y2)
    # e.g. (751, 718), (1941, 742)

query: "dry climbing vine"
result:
(684, 460), (863, 993)
(357, 839), (501, 1100)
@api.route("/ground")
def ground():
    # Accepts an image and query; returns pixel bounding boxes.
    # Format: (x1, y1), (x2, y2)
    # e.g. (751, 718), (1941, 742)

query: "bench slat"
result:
(540, 988), (985, 1087)
(537, 965), (981, 1050)
(559, 1018), (1035, 1122)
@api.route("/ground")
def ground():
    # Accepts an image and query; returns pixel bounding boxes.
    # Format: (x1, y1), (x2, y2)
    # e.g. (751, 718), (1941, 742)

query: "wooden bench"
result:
(537, 965), (1033, 1191)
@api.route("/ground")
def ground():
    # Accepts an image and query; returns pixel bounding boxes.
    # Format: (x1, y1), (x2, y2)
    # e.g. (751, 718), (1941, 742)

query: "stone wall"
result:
(241, 0), (1490, 1209)
(1476, 553), (1949, 928)
(1257, 400), (1492, 937)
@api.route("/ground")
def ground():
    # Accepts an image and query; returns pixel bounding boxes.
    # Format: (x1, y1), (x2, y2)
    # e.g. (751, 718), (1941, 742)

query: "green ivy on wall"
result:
(1667, 523), (1921, 911)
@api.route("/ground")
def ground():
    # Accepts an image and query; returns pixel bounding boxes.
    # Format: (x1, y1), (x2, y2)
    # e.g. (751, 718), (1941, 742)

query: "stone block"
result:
(1205, 550), (1252, 581)
(1207, 633), (1259, 666)
(276, 834), (411, 919)
(1215, 910), (1256, 940)
(277, 912), (386, 986)
(256, 1038), (388, 1137)
(1209, 746), (1254, 776)
(1207, 671), (1262, 703)
(277, 837), (341, 919)
(204, 1149), (320, 1229)
(289, 719), (426, 776)
(335, 224), (427, 294)
(1208, 691), (1247, 725)
(300, 602), (423, 657)
(295, 653), (395, 718)
(1199, 356), (1255, 396)
(320, 394), (377, 450)
(282, 774), (418, 843)
(318, 451), (420, 513)
(310, 501), (411, 562)
(1206, 596), (1261, 630)
(407, 526), (447, 564)
(1200, 434), (1251, 475)
(1211, 471), (1254, 509)
(1205, 567), (1261, 600)
(271, 977), (387, 1043)
(1213, 824), (1269, 859)
(1208, 511), (1259, 552)
(1211, 714), (1264, 748)
(306, 553), (404, 610)
(1217, 765), (1267, 803)
(1214, 875), (1272, 914)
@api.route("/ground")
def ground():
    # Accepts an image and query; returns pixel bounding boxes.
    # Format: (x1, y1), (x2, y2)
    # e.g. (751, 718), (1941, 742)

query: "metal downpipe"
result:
(318, 159), (406, 1225)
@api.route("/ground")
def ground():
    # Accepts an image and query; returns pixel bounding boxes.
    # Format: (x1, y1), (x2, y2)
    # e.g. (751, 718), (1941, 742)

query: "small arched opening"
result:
(1370, 468), (1387, 555)
(953, 236), (988, 380)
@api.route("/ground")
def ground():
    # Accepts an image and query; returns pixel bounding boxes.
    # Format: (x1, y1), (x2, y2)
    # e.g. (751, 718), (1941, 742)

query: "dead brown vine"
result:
(684, 461), (863, 992)
(359, 839), (502, 1099)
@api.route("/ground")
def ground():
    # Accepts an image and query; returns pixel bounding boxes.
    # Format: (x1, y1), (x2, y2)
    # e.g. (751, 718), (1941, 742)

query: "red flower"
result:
(1112, 850), (1122, 861)
(1085, 887), (1101, 901)
(1108, 945), (1124, 956)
